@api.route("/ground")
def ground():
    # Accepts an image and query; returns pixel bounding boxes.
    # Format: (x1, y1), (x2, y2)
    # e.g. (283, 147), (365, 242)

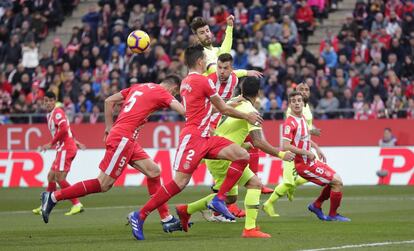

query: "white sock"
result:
(50, 192), (57, 203)
(161, 214), (173, 223)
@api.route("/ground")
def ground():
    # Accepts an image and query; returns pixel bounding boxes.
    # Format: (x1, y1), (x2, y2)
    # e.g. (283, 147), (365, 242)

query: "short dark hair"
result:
(184, 45), (205, 68)
(218, 53), (233, 63)
(45, 91), (56, 100)
(162, 74), (181, 88)
(288, 91), (303, 103)
(190, 17), (208, 33)
(242, 77), (260, 98)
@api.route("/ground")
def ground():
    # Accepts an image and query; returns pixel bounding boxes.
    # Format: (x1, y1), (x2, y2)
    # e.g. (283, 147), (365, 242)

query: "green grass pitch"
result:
(1, 186), (413, 251)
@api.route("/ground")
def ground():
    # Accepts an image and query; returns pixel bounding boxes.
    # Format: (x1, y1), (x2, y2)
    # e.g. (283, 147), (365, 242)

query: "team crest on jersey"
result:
(55, 113), (62, 120)
(183, 161), (190, 170)
(284, 125), (291, 134)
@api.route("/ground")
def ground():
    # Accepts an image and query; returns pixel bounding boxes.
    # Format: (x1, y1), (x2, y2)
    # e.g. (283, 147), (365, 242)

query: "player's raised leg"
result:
(129, 157), (183, 232)
(132, 131), (207, 240)
(55, 171), (84, 216)
(207, 142), (250, 220)
(133, 171), (192, 240)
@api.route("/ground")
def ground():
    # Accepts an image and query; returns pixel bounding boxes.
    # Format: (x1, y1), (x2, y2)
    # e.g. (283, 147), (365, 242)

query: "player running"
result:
(127, 45), (263, 240)
(277, 91), (350, 222)
(263, 82), (321, 216)
(40, 76), (189, 231)
(32, 92), (84, 216)
(173, 77), (295, 238)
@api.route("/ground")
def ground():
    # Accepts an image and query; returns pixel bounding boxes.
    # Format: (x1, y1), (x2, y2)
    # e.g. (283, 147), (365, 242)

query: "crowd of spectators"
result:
(1, 0), (414, 124)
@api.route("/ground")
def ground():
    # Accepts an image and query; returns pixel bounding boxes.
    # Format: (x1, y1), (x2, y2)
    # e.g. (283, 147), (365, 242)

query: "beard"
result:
(200, 38), (212, 47)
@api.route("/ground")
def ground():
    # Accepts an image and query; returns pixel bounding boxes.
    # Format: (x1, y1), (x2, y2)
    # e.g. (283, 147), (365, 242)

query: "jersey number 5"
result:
(124, 91), (143, 112)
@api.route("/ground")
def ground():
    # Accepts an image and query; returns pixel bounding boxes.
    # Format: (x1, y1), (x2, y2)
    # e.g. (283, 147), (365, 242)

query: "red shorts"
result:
(99, 135), (150, 179)
(296, 160), (336, 186)
(51, 148), (77, 172)
(173, 133), (233, 174)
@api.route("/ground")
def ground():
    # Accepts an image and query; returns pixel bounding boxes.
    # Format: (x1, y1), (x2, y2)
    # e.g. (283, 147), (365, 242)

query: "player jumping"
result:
(173, 77), (295, 238)
(32, 92), (84, 216)
(40, 76), (190, 231)
(127, 45), (263, 240)
(263, 82), (321, 216)
(277, 91), (350, 222)
(192, 14), (273, 195)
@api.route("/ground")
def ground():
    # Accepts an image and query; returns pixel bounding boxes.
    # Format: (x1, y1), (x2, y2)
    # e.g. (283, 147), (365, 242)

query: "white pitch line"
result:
(300, 240), (414, 251)
(1, 196), (413, 215)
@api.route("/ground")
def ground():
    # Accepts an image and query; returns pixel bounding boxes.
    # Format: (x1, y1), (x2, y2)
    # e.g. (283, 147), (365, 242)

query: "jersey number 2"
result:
(124, 91), (143, 112)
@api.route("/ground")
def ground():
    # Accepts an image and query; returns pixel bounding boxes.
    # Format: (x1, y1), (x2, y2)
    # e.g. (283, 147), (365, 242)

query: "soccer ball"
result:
(127, 30), (150, 54)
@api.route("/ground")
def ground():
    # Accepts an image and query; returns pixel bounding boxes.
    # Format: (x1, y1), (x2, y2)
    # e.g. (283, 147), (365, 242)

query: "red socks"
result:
(248, 148), (259, 175)
(146, 176), (170, 220)
(54, 179), (101, 201)
(217, 159), (249, 200)
(58, 179), (81, 205)
(47, 182), (56, 192)
(139, 181), (181, 220)
(329, 191), (342, 217)
(314, 185), (331, 209)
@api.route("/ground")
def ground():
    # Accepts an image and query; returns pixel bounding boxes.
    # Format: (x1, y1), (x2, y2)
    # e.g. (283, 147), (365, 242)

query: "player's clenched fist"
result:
(226, 15), (234, 26)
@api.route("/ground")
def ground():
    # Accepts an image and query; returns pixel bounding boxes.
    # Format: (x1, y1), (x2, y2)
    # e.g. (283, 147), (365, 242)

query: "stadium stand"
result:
(0, 0), (413, 124)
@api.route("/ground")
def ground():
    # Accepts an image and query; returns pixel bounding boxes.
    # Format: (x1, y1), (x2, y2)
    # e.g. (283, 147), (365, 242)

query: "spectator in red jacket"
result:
(26, 81), (45, 105)
(214, 5), (229, 26)
(296, 0), (315, 43)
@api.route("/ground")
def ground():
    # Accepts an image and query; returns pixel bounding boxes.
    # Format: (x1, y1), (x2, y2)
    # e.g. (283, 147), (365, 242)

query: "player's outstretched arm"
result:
(219, 15), (234, 55)
(249, 129), (295, 161)
(234, 69), (264, 78)
(169, 99), (185, 117)
(210, 94), (263, 125)
(283, 140), (315, 161)
(104, 92), (125, 135)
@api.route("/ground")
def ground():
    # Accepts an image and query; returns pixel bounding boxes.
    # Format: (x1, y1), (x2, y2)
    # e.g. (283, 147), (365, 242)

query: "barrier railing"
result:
(0, 108), (410, 124)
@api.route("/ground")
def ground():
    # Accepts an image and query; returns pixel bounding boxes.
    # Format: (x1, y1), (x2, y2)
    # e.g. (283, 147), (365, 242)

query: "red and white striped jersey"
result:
(282, 115), (314, 166)
(47, 107), (76, 151)
(207, 71), (239, 128)
(180, 72), (218, 138)
(207, 71), (239, 101)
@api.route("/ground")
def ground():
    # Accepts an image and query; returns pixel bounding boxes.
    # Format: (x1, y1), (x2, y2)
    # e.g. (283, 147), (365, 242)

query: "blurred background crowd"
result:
(0, 0), (414, 124)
